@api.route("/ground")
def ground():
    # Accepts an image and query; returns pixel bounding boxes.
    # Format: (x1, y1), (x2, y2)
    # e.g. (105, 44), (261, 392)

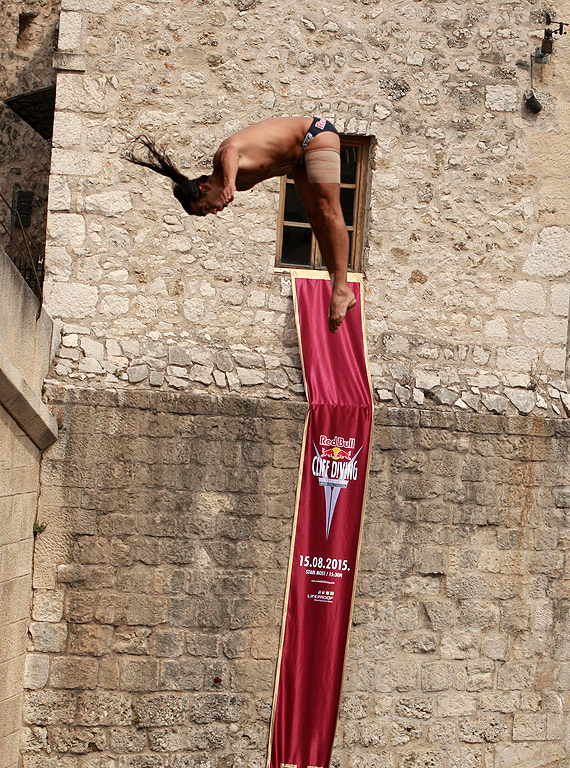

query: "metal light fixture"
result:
(525, 50), (542, 113)
(541, 28), (554, 55)
(524, 92), (543, 113)
(525, 11), (569, 112)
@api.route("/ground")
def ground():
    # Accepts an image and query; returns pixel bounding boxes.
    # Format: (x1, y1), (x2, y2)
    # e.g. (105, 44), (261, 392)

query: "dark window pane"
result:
(281, 226), (312, 265)
(340, 145), (359, 185)
(340, 187), (355, 227)
(284, 183), (308, 224)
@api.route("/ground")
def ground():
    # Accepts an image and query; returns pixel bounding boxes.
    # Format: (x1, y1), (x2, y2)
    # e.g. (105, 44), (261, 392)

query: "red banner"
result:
(267, 270), (374, 768)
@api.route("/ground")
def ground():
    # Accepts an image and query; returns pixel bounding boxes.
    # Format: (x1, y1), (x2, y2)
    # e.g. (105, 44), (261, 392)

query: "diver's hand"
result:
(220, 184), (235, 207)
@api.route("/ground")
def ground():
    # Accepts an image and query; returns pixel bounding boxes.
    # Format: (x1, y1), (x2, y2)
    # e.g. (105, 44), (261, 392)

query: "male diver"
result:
(127, 117), (356, 333)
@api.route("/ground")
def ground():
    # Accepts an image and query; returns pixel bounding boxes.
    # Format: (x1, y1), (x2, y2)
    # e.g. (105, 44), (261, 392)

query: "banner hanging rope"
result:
(267, 269), (374, 768)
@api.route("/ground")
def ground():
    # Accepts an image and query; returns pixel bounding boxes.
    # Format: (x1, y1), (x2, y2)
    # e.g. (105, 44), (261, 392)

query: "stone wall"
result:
(0, 251), (57, 768)
(1, 0), (59, 260)
(43, 0), (570, 412)
(0, 408), (39, 768)
(23, 383), (570, 767)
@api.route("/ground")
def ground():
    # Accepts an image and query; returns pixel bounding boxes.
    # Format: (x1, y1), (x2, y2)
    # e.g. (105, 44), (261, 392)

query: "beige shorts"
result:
(304, 147), (341, 184)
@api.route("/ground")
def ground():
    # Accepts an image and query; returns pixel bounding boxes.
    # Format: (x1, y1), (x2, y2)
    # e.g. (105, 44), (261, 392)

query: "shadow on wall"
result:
(1, 4), (59, 298)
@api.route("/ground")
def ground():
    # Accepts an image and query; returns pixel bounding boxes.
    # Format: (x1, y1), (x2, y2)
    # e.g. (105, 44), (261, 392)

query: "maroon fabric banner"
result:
(267, 270), (374, 768)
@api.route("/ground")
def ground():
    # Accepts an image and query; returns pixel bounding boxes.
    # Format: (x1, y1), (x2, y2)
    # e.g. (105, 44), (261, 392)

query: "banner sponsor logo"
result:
(312, 437), (362, 539)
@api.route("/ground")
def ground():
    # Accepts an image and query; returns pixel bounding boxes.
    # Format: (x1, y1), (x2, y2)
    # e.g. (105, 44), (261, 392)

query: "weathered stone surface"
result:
(51, 149), (103, 177)
(48, 177), (72, 211)
(45, 281), (98, 318)
(57, 11), (83, 50)
(127, 364), (148, 383)
(85, 191), (133, 217)
(485, 84), (518, 111)
(524, 227), (570, 278)
(24, 387), (570, 766)
(6, 0), (570, 760)
(497, 281), (547, 315)
(46, 213), (86, 246)
(415, 372), (441, 392)
(505, 388), (535, 415)
(481, 393), (508, 415)
(432, 388), (458, 406)
(34, 0), (570, 408)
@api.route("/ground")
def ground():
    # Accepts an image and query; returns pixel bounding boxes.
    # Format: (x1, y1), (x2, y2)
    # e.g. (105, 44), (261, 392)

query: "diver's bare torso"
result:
(214, 117), (313, 190)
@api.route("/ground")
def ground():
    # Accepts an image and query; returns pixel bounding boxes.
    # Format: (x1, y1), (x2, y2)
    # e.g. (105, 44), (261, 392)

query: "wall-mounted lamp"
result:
(536, 12), (568, 61)
(525, 11), (568, 113)
(525, 49), (543, 113)
(524, 91), (543, 113)
(541, 28), (554, 56)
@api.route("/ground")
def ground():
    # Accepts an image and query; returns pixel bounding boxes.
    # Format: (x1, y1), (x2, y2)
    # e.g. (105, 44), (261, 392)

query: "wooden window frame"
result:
(275, 135), (370, 273)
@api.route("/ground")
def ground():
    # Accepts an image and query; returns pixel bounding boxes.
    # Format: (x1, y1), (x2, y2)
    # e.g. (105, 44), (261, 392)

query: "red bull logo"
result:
(320, 434), (355, 450)
(320, 446), (352, 461)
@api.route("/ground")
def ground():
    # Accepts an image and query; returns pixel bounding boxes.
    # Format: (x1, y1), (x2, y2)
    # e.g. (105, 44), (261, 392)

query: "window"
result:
(276, 135), (370, 272)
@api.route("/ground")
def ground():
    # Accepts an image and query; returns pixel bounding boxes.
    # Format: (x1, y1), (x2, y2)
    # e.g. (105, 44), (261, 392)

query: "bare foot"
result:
(329, 285), (356, 333)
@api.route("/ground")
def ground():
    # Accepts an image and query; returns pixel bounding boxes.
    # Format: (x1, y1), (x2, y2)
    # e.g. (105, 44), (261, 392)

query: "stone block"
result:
(50, 656), (98, 689)
(85, 191), (133, 218)
(127, 365), (148, 384)
(151, 628), (184, 658)
(21, 725), (49, 752)
(120, 658), (159, 692)
(395, 697), (433, 720)
(551, 284), (570, 316)
(51, 149), (103, 177)
(513, 712), (547, 741)
(50, 725), (107, 754)
(125, 595), (168, 626)
(32, 590), (65, 622)
(236, 368), (265, 386)
(57, 11), (83, 50)
(505, 388), (535, 415)
(523, 226), (570, 277)
(23, 654), (50, 690)
(485, 84), (518, 111)
(48, 177), (72, 211)
(68, 624), (114, 656)
(459, 714), (508, 743)
(23, 690), (77, 725)
(375, 662), (417, 693)
(75, 691), (132, 726)
(160, 659), (204, 691)
(497, 281), (546, 314)
(136, 693), (190, 726)
(0, 730), (21, 768)
(190, 693), (245, 724)
(498, 661), (536, 690)
(28, 622), (67, 653)
(45, 281), (97, 318)
(421, 661), (454, 692)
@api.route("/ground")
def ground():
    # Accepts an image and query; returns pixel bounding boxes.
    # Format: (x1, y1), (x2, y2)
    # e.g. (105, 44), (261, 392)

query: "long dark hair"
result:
(125, 136), (207, 213)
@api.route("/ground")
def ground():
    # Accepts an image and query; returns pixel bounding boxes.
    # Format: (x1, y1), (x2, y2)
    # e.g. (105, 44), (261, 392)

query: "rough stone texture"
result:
(0, 252), (58, 768)
(0, 0), (59, 263)
(35, 0), (570, 406)
(0, 407), (39, 768)
(3, 1), (570, 767)
(22, 383), (570, 767)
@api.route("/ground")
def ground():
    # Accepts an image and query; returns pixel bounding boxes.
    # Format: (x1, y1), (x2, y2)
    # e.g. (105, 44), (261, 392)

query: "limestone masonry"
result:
(25, 385), (570, 768)
(40, 0), (570, 414)
(2, 0), (570, 766)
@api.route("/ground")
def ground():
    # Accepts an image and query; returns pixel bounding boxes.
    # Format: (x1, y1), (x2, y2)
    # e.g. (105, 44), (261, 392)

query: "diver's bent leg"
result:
(293, 168), (355, 332)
